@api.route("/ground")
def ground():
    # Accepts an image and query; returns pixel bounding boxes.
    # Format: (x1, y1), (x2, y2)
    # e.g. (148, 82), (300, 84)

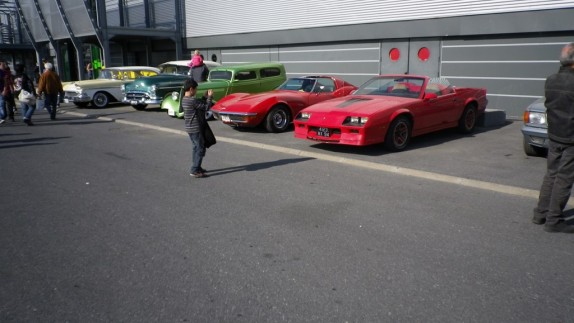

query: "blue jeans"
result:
(188, 132), (205, 173)
(0, 95), (5, 120)
(534, 140), (574, 225)
(44, 93), (59, 118)
(20, 101), (36, 120)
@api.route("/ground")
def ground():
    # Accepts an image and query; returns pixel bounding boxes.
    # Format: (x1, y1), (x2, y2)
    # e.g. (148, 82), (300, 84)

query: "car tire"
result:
(384, 115), (411, 151)
(523, 137), (547, 157)
(132, 104), (147, 110)
(74, 102), (89, 108)
(265, 106), (291, 133)
(92, 92), (110, 108)
(458, 104), (477, 133)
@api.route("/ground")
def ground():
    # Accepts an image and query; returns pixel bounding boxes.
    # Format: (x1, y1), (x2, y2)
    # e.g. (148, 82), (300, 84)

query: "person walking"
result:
(86, 62), (93, 79)
(182, 78), (213, 178)
(2, 65), (15, 122)
(37, 62), (63, 120)
(0, 60), (6, 124)
(14, 63), (37, 126)
(532, 42), (574, 233)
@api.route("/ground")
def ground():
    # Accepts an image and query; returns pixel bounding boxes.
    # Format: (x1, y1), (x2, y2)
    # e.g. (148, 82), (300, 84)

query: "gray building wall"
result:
(185, 7), (574, 118)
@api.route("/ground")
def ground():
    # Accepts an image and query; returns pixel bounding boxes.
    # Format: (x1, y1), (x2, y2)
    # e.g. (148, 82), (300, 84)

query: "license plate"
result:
(130, 101), (138, 105)
(64, 99), (69, 103)
(317, 127), (330, 137)
(221, 115), (231, 122)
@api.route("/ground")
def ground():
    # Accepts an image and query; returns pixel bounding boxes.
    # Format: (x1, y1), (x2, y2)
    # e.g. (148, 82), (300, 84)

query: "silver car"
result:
(521, 97), (548, 156)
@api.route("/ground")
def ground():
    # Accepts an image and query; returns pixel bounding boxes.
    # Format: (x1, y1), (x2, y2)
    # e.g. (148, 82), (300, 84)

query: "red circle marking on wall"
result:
(418, 47), (430, 61)
(389, 48), (400, 61)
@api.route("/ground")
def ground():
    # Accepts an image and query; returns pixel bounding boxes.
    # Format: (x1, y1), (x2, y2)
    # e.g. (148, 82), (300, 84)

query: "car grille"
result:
(124, 92), (149, 101)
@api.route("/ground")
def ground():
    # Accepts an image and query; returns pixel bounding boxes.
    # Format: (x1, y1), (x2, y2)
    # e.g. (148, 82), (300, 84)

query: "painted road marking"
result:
(64, 110), (542, 201)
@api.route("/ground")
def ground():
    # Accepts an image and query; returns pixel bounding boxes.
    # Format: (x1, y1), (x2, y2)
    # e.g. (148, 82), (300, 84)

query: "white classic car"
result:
(63, 66), (160, 108)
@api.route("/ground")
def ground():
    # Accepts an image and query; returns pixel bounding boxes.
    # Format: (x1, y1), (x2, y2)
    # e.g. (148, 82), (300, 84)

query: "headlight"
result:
(150, 85), (157, 96)
(523, 111), (546, 125)
(171, 91), (179, 100)
(344, 116), (369, 126)
(297, 112), (312, 120)
(121, 84), (125, 93)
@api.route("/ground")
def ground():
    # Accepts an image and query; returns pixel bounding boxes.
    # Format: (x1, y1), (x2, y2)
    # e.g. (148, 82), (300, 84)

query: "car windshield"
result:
(354, 76), (425, 98)
(98, 69), (157, 80)
(209, 70), (233, 81)
(277, 78), (317, 92)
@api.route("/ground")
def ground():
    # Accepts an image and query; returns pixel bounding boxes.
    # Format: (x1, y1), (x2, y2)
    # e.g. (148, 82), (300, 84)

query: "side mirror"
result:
(424, 92), (438, 100)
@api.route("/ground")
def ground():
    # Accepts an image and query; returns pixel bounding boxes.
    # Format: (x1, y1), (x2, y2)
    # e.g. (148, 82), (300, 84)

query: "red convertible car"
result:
(211, 76), (357, 133)
(293, 74), (488, 151)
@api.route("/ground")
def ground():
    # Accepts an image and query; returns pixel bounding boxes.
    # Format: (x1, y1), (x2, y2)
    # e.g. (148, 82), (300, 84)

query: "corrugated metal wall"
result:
(221, 43), (381, 86)
(186, 0), (574, 37)
(216, 35), (571, 118)
(441, 36), (571, 117)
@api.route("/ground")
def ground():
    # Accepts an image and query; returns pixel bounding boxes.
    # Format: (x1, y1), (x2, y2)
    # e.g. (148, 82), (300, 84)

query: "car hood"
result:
(304, 95), (415, 115)
(63, 79), (124, 90)
(197, 79), (233, 90)
(228, 90), (302, 103)
(527, 97), (546, 112)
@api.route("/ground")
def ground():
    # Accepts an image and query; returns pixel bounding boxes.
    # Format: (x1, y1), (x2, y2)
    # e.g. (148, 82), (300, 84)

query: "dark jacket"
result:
(545, 66), (574, 144)
(183, 95), (213, 133)
(190, 64), (209, 83)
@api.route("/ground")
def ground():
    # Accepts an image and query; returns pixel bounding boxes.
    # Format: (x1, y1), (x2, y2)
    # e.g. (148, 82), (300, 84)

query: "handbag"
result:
(36, 98), (45, 110)
(203, 121), (217, 148)
(18, 89), (35, 104)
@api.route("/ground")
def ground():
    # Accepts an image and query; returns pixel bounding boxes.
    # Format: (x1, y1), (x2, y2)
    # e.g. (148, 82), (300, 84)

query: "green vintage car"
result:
(160, 62), (286, 118)
(121, 60), (221, 110)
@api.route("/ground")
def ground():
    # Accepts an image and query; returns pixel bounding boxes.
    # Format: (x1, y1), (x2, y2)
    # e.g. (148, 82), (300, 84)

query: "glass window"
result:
(355, 76), (424, 98)
(235, 71), (257, 81)
(260, 68), (281, 78)
(315, 78), (336, 92)
(209, 70), (233, 80)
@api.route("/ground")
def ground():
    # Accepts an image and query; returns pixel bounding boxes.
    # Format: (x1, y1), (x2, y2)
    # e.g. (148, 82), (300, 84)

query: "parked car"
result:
(521, 97), (548, 156)
(293, 74), (488, 151)
(121, 60), (220, 110)
(160, 62), (287, 119)
(211, 76), (357, 132)
(63, 66), (160, 108)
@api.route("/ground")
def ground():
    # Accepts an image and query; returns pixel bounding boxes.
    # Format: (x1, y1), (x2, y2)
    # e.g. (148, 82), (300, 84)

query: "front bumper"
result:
(521, 124), (548, 148)
(64, 92), (91, 103)
(123, 92), (162, 105)
(213, 110), (259, 126)
(294, 122), (369, 146)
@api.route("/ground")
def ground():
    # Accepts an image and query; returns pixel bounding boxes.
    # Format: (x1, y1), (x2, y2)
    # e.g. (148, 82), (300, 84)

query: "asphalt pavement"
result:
(1, 103), (573, 322)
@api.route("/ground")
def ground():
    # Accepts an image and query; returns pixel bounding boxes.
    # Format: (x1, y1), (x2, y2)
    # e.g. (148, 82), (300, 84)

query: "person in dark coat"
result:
(533, 42), (574, 233)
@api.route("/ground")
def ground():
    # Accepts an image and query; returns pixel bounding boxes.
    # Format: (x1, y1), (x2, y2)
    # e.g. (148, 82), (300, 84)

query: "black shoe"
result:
(532, 216), (546, 225)
(199, 167), (207, 173)
(543, 221), (574, 233)
(9, 116), (15, 122)
(190, 172), (208, 178)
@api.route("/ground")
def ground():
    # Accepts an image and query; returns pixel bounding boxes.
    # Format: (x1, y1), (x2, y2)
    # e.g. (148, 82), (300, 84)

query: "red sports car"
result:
(211, 76), (357, 133)
(293, 74), (488, 151)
